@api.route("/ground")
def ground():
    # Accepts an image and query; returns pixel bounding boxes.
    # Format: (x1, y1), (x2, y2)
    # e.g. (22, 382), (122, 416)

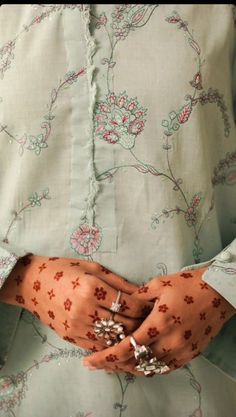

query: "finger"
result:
(89, 278), (154, 319)
(94, 263), (139, 294)
(87, 306), (142, 333)
(83, 334), (134, 369)
(78, 259), (139, 294)
(61, 334), (105, 352)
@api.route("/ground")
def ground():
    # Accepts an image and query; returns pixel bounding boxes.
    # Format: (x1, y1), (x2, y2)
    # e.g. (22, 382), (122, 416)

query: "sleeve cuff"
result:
(0, 246), (21, 289)
(180, 238), (236, 309)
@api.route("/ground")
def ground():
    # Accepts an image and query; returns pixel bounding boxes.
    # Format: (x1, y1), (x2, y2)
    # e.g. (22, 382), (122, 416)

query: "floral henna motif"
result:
(15, 295), (25, 304)
(94, 287), (107, 301)
(184, 330), (192, 340)
(31, 297), (38, 306)
(38, 263), (47, 273)
(15, 275), (23, 286)
(119, 299), (130, 312)
(204, 325), (212, 335)
(33, 280), (41, 292)
(180, 272), (193, 279)
(54, 271), (63, 281)
(70, 261), (81, 266)
(48, 310), (55, 320)
(200, 282), (209, 290)
(89, 310), (100, 323)
(33, 311), (40, 320)
(212, 298), (221, 308)
(62, 320), (70, 331)
(161, 280), (172, 286)
(220, 311), (226, 319)
(71, 277), (80, 289)
(184, 295), (194, 304)
(100, 265), (111, 274)
(47, 289), (55, 300)
(106, 354), (118, 362)
(63, 336), (76, 344)
(86, 332), (97, 341)
(199, 312), (206, 320)
(158, 304), (168, 313)
(147, 327), (159, 338)
(138, 285), (149, 293)
(64, 298), (72, 311)
(172, 315), (182, 324)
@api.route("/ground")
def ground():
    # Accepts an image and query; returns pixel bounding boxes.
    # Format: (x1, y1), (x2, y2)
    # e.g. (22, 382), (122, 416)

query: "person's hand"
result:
(83, 266), (236, 375)
(0, 254), (154, 351)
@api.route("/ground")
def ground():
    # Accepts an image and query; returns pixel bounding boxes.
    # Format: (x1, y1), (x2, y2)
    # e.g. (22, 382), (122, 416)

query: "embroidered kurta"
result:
(0, 4), (236, 417)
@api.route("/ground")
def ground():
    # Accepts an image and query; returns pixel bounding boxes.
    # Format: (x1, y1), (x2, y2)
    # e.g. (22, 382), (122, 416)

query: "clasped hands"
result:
(2, 255), (235, 377)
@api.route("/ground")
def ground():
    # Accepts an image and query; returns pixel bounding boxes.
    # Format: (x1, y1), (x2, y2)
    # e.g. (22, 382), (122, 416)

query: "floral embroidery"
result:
(31, 297), (38, 306)
(2, 188), (51, 245)
(94, 91), (147, 149)
(38, 263), (47, 273)
(212, 150), (236, 186)
(86, 332), (97, 341)
(0, 252), (19, 288)
(172, 315), (182, 324)
(62, 320), (70, 331)
(0, 5), (84, 79)
(0, 69), (85, 156)
(70, 222), (102, 258)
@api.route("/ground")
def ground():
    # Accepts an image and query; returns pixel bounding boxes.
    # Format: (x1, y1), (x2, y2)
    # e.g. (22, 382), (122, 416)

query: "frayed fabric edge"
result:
(82, 5), (100, 227)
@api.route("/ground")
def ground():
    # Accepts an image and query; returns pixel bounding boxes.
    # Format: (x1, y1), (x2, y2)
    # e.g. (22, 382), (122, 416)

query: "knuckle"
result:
(89, 262), (101, 274)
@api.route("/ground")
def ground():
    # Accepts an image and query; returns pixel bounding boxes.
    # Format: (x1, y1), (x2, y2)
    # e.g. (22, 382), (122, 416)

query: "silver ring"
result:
(110, 290), (122, 313)
(94, 317), (125, 346)
(130, 335), (170, 376)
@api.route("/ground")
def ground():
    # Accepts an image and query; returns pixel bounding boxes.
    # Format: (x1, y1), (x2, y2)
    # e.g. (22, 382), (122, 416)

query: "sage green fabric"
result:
(0, 4), (235, 417)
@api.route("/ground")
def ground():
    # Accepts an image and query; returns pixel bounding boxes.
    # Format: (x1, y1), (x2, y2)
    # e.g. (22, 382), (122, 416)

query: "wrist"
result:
(0, 254), (45, 310)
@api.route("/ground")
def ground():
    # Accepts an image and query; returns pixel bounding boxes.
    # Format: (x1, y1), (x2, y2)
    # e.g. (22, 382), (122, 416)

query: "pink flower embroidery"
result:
(70, 223), (102, 256)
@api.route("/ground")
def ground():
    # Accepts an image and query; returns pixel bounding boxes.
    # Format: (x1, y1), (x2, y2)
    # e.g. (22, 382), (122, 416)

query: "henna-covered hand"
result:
(0, 254), (154, 352)
(83, 267), (236, 375)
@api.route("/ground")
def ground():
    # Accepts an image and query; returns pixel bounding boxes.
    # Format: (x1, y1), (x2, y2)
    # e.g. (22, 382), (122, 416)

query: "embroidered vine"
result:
(0, 4), (83, 79)
(89, 8), (233, 262)
(0, 69), (85, 156)
(2, 187), (51, 244)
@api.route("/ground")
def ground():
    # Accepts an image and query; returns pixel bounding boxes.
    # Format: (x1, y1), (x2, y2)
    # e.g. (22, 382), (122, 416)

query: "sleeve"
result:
(180, 239), (236, 381)
(0, 243), (30, 370)
(180, 238), (236, 309)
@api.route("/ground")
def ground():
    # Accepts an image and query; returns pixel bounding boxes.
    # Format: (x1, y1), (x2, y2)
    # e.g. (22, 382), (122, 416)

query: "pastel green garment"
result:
(0, 4), (236, 417)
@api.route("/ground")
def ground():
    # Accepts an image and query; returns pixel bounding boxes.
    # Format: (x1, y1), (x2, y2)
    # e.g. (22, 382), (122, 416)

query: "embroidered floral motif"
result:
(212, 150), (236, 186)
(70, 222), (102, 257)
(0, 252), (19, 288)
(0, 69), (85, 155)
(2, 188), (51, 245)
(94, 91), (147, 149)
